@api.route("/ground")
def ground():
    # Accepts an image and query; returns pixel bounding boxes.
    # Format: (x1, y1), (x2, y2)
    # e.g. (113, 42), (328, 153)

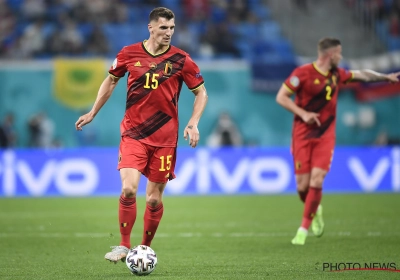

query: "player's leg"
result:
(291, 139), (312, 245)
(305, 167), (326, 237)
(119, 168), (141, 247)
(141, 180), (167, 246)
(292, 139), (311, 202)
(105, 137), (147, 263)
(296, 173), (310, 203)
(292, 174), (313, 245)
(105, 168), (141, 263)
(308, 139), (334, 238)
(141, 146), (176, 247)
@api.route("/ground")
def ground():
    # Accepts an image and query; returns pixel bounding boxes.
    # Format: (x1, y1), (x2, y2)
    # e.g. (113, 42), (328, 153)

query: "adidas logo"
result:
(134, 61), (141, 67)
(314, 79), (320, 84)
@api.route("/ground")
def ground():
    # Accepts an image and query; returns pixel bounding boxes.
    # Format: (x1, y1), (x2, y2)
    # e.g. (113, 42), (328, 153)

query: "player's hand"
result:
(386, 72), (400, 83)
(75, 112), (94, 131)
(301, 112), (321, 126)
(183, 124), (199, 148)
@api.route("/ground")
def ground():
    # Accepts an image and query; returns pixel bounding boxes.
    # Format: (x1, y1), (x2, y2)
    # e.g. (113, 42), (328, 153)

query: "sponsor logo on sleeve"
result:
(112, 58), (117, 70)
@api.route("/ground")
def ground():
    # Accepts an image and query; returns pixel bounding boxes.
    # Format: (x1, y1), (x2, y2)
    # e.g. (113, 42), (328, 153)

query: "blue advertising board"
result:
(0, 146), (398, 197)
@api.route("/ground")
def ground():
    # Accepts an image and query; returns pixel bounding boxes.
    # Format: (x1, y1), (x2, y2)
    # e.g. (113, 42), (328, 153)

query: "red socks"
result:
(141, 203), (164, 246)
(301, 187), (322, 230)
(118, 196), (164, 248)
(119, 195), (137, 248)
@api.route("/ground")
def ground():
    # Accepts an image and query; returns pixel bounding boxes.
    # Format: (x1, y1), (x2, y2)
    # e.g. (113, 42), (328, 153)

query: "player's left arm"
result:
(184, 84), (208, 148)
(351, 70), (400, 83)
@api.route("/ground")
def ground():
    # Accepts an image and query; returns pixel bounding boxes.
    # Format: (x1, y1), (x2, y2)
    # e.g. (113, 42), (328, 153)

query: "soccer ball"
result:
(125, 245), (158, 276)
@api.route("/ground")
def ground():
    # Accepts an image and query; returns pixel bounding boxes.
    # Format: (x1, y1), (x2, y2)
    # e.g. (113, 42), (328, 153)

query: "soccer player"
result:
(75, 7), (208, 261)
(276, 37), (399, 245)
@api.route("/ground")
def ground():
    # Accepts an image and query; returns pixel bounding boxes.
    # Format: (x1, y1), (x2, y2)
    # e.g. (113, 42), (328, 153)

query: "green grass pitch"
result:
(0, 194), (399, 279)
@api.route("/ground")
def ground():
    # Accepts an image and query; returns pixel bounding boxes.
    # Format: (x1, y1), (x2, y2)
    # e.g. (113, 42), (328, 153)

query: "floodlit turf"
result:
(0, 194), (399, 279)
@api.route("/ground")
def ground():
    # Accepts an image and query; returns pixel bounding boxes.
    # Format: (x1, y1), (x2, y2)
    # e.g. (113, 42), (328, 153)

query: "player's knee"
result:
(310, 175), (325, 188)
(296, 183), (308, 192)
(296, 178), (309, 191)
(146, 195), (161, 207)
(122, 184), (138, 198)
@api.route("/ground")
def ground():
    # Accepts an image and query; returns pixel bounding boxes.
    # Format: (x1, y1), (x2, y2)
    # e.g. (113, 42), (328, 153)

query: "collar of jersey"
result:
(312, 62), (329, 77)
(142, 40), (171, 57)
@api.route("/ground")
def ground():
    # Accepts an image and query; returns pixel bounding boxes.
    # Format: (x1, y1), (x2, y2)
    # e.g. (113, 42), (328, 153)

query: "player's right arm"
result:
(276, 70), (321, 126)
(75, 75), (120, 131)
(75, 49), (127, 131)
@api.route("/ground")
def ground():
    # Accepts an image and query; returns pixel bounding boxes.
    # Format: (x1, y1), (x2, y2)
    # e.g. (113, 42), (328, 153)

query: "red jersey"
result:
(109, 41), (204, 147)
(283, 63), (353, 140)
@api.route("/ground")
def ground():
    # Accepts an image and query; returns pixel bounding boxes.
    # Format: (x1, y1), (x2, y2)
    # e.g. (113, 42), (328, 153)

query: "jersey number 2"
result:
(144, 73), (159, 89)
(325, 85), (332, 100)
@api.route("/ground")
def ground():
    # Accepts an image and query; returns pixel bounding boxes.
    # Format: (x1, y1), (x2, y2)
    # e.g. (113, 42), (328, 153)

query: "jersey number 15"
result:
(144, 73), (159, 89)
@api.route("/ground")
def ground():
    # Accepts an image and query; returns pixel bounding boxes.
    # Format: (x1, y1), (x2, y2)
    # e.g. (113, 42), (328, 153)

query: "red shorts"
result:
(291, 137), (335, 174)
(117, 136), (176, 183)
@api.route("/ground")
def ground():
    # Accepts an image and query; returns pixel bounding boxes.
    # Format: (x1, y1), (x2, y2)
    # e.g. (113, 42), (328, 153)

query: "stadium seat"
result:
(259, 21), (282, 41)
(251, 6), (271, 20)
(78, 24), (93, 42)
(375, 20), (389, 43)
(387, 37), (400, 51)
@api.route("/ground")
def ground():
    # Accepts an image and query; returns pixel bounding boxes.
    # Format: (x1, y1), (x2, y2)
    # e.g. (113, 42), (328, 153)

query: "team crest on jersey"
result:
(149, 62), (157, 70)
(332, 75), (337, 85)
(164, 61), (173, 76)
(112, 58), (117, 70)
(290, 76), (299, 87)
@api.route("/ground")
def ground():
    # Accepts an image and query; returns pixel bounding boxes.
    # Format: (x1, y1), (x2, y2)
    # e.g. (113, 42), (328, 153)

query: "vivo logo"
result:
(0, 147), (398, 196)
(168, 149), (291, 194)
(0, 150), (99, 196)
(348, 147), (400, 192)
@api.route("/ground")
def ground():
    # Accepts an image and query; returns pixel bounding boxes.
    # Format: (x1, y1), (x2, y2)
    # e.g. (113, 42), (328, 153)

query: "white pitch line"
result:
(0, 231), (398, 238)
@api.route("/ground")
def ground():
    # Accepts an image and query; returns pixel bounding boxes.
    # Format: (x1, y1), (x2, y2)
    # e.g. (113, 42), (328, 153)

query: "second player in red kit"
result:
(276, 37), (400, 245)
(284, 63), (353, 174)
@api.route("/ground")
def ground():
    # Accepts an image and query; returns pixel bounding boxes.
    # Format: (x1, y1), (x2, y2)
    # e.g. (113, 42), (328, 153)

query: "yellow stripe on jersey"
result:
(349, 71), (355, 81)
(283, 83), (295, 94)
(190, 82), (205, 91)
(142, 40), (170, 57)
(312, 62), (328, 77)
(109, 73), (121, 80)
(344, 71), (355, 84)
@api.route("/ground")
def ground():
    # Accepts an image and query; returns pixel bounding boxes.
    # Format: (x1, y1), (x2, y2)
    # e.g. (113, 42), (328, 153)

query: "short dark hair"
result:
(149, 7), (175, 22)
(318, 37), (341, 52)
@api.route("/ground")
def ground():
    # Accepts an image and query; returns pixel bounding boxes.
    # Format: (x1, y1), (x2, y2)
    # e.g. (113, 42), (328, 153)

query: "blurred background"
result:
(0, 0), (399, 196)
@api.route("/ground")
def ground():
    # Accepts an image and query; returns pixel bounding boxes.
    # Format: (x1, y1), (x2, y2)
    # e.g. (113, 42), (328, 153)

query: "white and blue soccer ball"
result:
(125, 245), (158, 276)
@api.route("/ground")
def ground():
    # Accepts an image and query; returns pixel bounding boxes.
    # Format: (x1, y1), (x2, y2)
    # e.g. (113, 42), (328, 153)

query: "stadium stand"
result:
(0, 0), (296, 63)
(347, 0), (400, 51)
